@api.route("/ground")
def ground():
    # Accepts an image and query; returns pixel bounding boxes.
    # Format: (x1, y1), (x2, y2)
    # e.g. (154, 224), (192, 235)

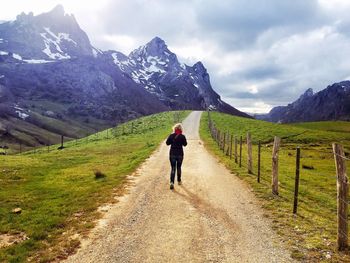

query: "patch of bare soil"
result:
(0, 232), (28, 249)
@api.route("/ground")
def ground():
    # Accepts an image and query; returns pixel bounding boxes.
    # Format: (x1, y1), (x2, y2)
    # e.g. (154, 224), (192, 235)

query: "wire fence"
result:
(207, 110), (349, 251)
(0, 111), (183, 156)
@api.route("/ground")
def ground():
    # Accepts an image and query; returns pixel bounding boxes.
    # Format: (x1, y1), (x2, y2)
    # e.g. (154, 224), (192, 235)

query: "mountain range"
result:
(256, 81), (350, 123)
(0, 5), (248, 148)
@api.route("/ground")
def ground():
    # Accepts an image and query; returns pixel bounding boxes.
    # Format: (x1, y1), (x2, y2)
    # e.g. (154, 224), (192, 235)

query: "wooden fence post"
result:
(230, 134), (233, 159)
(239, 136), (242, 168)
(221, 131), (223, 150)
(61, 135), (64, 148)
(214, 127), (216, 140)
(234, 136), (238, 164)
(223, 132), (226, 153)
(272, 136), (281, 195)
(293, 147), (301, 214)
(258, 141), (261, 183)
(247, 132), (253, 174)
(333, 143), (348, 250)
(227, 133), (230, 156)
(217, 130), (220, 147)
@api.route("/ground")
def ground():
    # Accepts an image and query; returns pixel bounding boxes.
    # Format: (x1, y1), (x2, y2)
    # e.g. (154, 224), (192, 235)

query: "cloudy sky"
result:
(2, 0), (350, 113)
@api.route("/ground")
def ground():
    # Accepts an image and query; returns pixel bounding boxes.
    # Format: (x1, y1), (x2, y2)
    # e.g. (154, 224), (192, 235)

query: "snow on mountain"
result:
(106, 37), (250, 117)
(110, 37), (187, 90)
(0, 50), (54, 63)
(0, 6), (250, 123)
(23, 59), (55, 64)
(40, 27), (72, 59)
(0, 5), (95, 62)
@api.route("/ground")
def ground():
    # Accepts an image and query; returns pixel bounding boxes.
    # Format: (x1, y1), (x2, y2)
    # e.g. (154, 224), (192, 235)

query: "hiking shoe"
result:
(178, 181), (182, 185)
(170, 183), (174, 190)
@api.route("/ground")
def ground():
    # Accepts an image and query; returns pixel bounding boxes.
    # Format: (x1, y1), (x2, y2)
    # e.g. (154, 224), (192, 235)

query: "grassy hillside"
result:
(200, 111), (350, 262)
(0, 100), (107, 154)
(292, 121), (350, 133)
(1, 98), (157, 154)
(0, 111), (189, 262)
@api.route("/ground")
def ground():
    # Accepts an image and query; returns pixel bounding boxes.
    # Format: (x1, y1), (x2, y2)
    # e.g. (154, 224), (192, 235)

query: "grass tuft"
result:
(302, 164), (315, 170)
(94, 169), (106, 179)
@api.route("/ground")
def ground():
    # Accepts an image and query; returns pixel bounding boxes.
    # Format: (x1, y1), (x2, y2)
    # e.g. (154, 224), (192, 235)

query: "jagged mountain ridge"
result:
(0, 6), (168, 147)
(104, 37), (249, 116)
(0, 5), (249, 149)
(0, 5), (96, 61)
(257, 81), (350, 123)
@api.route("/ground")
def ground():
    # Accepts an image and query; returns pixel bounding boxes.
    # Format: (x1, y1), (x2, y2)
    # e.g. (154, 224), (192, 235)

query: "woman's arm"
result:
(166, 134), (173, 145)
(182, 135), (187, 146)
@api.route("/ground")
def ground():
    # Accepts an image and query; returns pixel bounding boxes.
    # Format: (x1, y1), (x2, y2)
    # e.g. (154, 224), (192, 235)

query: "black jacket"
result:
(166, 133), (187, 156)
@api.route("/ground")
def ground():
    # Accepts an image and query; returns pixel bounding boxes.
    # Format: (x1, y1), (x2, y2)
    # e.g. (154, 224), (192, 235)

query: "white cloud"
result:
(224, 98), (272, 114)
(98, 34), (137, 54)
(247, 85), (258, 94)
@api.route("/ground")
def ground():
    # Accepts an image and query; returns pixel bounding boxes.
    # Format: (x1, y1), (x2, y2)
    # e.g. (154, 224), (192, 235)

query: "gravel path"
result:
(65, 111), (294, 263)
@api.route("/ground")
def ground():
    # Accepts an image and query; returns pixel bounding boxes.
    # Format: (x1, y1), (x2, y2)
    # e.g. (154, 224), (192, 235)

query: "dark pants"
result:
(169, 155), (183, 183)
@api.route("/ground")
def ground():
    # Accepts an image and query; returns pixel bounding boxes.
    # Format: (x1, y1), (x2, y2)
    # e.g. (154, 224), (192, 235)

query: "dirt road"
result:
(65, 111), (294, 263)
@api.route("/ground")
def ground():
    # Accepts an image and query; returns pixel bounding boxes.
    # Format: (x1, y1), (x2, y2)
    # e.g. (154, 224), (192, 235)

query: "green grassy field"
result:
(200, 111), (350, 262)
(292, 121), (350, 133)
(0, 111), (188, 262)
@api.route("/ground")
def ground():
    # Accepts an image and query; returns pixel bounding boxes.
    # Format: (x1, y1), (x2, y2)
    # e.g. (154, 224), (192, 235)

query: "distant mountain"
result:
(0, 6), (167, 147)
(0, 5), (97, 61)
(103, 37), (249, 117)
(257, 81), (350, 123)
(0, 5), (249, 149)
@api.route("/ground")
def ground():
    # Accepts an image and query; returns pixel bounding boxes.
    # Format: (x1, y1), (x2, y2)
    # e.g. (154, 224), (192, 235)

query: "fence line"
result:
(207, 110), (349, 251)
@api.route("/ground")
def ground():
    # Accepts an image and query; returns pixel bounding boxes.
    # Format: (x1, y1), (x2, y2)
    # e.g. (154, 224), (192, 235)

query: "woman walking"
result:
(166, 123), (187, 190)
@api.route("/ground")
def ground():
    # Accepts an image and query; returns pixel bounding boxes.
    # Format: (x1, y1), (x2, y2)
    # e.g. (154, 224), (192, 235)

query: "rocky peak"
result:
(292, 88), (313, 108)
(335, 81), (350, 92)
(297, 88), (313, 101)
(0, 5), (94, 60)
(259, 80), (350, 123)
(147, 37), (167, 52)
(193, 61), (207, 74)
(35, 4), (78, 29)
(16, 12), (34, 24)
(129, 37), (179, 67)
(49, 4), (65, 16)
(302, 88), (314, 98)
